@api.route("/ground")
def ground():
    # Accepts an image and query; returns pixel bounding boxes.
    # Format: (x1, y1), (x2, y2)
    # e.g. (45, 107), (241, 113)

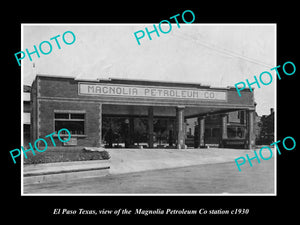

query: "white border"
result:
(21, 23), (277, 196)
(274, 24), (277, 196)
(21, 23), (24, 195)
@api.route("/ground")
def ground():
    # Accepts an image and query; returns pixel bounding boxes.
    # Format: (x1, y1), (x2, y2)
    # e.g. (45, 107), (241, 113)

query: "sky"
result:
(22, 24), (276, 116)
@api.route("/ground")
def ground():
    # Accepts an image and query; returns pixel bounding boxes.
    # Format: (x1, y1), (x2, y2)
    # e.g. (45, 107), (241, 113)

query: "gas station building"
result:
(30, 75), (256, 149)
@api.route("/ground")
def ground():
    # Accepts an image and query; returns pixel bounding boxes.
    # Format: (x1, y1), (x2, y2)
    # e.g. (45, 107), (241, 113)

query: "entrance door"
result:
(102, 116), (148, 148)
(102, 117), (130, 148)
(204, 127), (221, 145)
(153, 118), (176, 148)
(102, 116), (176, 148)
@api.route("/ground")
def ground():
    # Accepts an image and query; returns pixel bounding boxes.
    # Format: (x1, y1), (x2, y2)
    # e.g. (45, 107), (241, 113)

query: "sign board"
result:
(63, 137), (77, 146)
(222, 139), (246, 148)
(78, 83), (227, 101)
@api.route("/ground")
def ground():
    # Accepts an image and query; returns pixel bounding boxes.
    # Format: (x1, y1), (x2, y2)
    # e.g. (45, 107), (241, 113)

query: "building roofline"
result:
(35, 74), (251, 91)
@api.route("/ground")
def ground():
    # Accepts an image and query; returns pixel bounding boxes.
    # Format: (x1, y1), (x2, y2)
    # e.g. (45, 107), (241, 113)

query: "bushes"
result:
(24, 147), (110, 164)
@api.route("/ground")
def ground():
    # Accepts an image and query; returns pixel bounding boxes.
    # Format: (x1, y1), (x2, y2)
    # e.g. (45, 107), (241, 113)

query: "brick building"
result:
(23, 85), (31, 147)
(30, 74), (256, 149)
(255, 108), (275, 145)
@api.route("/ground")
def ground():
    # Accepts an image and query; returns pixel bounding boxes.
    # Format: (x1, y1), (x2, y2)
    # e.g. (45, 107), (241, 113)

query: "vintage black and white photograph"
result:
(21, 23), (276, 195)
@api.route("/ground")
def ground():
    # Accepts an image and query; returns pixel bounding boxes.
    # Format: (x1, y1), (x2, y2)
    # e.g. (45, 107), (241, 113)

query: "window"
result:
(236, 127), (245, 138)
(240, 111), (245, 124)
(238, 110), (245, 124)
(227, 126), (245, 139)
(54, 112), (85, 135)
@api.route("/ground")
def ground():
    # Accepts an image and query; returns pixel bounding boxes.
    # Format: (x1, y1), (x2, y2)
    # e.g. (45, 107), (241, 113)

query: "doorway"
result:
(102, 116), (176, 148)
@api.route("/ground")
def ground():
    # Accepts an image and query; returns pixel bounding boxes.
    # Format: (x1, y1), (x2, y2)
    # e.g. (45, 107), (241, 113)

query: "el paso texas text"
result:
(54, 208), (249, 215)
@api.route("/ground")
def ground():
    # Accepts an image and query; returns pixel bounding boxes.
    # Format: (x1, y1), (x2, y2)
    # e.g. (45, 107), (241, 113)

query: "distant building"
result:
(254, 112), (261, 141)
(255, 108), (274, 145)
(23, 85), (31, 147)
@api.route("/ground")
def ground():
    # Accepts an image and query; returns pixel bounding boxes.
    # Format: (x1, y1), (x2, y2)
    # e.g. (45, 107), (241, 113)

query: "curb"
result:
(23, 160), (110, 185)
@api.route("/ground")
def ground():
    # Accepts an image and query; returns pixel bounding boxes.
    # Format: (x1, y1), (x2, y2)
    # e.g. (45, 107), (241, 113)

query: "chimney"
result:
(270, 108), (274, 114)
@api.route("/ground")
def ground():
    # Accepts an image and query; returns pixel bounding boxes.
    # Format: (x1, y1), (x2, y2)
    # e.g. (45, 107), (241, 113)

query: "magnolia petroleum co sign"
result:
(78, 82), (227, 101)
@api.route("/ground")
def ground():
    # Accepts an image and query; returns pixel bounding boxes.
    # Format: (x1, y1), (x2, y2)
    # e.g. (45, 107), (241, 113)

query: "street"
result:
(24, 158), (274, 195)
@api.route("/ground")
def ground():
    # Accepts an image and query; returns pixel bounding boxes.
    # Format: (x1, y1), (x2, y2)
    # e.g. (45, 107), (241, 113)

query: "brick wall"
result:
(38, 100), (101, 147)
(36, 75), (255, 108)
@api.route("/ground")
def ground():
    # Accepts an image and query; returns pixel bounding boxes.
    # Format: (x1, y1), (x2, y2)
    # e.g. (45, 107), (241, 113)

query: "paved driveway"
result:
(24, 157), (275, 195)
(106, 148), (270, 174)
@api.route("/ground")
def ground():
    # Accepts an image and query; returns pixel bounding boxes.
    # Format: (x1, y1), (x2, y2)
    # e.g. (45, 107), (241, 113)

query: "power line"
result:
(175, 33), (274, 68)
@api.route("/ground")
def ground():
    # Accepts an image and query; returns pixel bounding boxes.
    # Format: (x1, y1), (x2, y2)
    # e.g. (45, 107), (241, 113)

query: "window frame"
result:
(53, 110), (86, 137)
(227, 125), (246, 139)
